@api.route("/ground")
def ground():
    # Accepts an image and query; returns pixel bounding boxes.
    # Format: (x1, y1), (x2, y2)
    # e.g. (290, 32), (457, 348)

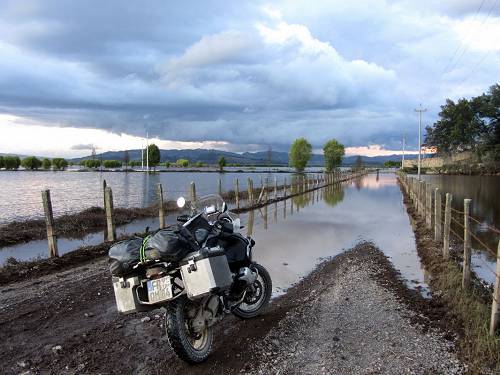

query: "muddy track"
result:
(0, 241), (464, 374)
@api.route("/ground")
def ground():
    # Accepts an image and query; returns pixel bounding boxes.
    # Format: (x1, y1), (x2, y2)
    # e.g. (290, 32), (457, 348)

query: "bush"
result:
(163, 161), (171, 167)
(4, 156), (21, 170)
(103, 160), (122, 168)
(84, 159), (101, 169)
(195, 161), (205, 167)
(52, 158), (68, 170)
(128, 160), (142, 167)
(21, 156), (42, 170)
(42, 158), (52, 170)
(383, 160), (401, 168)
(176, 159), (189, 167)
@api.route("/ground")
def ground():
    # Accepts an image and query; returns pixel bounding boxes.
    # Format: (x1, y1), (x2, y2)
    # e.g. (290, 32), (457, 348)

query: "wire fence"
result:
(398, 172), (500, 336)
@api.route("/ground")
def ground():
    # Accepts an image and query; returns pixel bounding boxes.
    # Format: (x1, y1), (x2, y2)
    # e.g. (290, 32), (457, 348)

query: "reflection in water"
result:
(241, 173), (432, 297)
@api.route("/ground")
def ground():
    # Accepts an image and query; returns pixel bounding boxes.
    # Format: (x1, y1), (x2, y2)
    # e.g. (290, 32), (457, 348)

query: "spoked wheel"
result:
(232, 263), (272, 319)
(165, 296), (213, 363)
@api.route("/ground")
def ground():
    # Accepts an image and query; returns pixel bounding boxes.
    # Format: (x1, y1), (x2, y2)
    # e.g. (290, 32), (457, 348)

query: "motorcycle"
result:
(109, 194), (272, 363)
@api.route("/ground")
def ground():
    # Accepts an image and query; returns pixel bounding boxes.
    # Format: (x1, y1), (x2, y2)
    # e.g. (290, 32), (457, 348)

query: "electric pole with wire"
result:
(415, 104), (427, 180)
(401, 133), (406, 170)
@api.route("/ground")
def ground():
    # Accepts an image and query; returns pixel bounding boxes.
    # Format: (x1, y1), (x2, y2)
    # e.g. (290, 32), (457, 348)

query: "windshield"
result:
(194, 194), (238, 225)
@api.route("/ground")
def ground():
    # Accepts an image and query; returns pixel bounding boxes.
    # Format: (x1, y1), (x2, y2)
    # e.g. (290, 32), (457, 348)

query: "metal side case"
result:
(112, 275), (151, 314)
(180, 249), (233, 300)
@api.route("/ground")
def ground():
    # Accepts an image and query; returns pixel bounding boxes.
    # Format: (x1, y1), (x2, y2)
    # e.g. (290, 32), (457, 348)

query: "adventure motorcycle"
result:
(109, 194), (272, 363)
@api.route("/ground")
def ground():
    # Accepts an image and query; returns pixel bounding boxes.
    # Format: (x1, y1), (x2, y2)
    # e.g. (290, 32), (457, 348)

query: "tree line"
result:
(1, 139), (349, 172)
(0, 156), (68, 170)
(425, 83), (499, 161)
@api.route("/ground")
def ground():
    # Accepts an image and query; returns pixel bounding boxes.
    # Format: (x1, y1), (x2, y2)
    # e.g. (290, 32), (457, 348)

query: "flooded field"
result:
(0, 173), (434, 296)
(0, 169), (314, 224)
(417, 174), (500, 280)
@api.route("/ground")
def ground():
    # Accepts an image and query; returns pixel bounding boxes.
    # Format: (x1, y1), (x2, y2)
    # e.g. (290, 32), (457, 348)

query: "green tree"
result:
(383, 160), (401, 168)
(42, 158), (52, 170)
(176, 159), (189, 167)
(195, 161), (204, 167)
(218, 156), (226, 172)
(84, 159), (101, 168)
(52, 158), (68, 170)
(0, 156), (4, 169)
(323, 139), (345, 171)
(147, 144), (161, 170)
(4, 156), (21, 170)
(289, 138), (312, 172)
(103, 160), (122, 168)
(21, 156), (42, 170)
(128, 160), (142, 167)
(163, 161), (171, 168)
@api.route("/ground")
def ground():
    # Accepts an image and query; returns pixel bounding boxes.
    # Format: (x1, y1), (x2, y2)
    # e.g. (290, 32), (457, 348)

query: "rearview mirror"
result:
(177, 196), (186, 208)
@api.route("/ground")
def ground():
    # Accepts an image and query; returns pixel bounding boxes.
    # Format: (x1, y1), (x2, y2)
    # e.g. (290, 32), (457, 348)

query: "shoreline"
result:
(397, 176), (499, 373)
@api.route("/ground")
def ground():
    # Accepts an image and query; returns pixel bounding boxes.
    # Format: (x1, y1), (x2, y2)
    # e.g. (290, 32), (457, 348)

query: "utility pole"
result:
(146, 131), (149, 172)
(401, 133), (406, 170)
(415, 104), (427, 181)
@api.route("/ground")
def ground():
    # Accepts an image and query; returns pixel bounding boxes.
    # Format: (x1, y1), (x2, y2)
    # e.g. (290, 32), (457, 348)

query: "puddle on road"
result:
(0, 173), (430, 297)
(243, 173), (430, 297)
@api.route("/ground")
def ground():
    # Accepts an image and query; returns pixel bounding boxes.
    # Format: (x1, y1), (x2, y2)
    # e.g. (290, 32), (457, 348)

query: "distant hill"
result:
(70, 148), (413, 166)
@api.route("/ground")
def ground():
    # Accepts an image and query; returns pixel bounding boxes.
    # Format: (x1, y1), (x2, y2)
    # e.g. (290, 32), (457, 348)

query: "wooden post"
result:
(462, 199), (472, 288)
(490, 240), (500, 336)
(102, 179), (107, 209)
(426, 183), (432, 229)
(303, 176), (306, 192)
(157, 183), (165, 229)
(42, 189), (58, 257)
(190, 181), (197, 207)
(434, 188), (442, 242)
(443, 193), (452, 259)
(274, 178), (278, 200)
(284, 177), (287, 198)
(218, 178), (222, 196)
(235, 178), (240, 209)
(419, 181), (425, 218)
(104, 186), (116, 242)
(247, 210), (254, 236)
(247, 178), (253, 206)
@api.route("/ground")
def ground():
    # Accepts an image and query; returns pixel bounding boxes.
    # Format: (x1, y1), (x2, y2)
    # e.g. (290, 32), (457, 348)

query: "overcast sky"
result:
(0, 0), (499, 157)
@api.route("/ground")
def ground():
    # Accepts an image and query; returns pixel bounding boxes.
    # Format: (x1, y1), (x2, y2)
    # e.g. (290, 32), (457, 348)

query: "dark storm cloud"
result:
(0, 0), (498, 153)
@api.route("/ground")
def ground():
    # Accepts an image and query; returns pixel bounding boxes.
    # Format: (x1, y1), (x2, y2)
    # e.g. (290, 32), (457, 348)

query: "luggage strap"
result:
(139, 235), (151, 263)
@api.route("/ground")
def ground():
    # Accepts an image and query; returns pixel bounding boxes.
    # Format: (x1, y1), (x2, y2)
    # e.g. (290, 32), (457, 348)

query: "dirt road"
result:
(0, 243), (464, 374)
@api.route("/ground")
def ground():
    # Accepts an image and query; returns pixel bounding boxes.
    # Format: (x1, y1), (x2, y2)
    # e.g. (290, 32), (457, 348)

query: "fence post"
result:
(274, 178), (278, 200)
(104, 186), (116, 242)
(157, 183), (165, 229)
(434, 188), (442, 242)
(443, 193), (452, 259)
(42, 189), (58, 257)
(490, 240), (500, 336)
(102, 179), (107, 209)
(426, 183), (432, 229)
(284, 177), (287, 198)
(235, 178), (240, 209)
(190, 182), (197, 207)
(462, 199), (472, 288)
(247, 178), (253, 206)
(218, 178), (222, 196)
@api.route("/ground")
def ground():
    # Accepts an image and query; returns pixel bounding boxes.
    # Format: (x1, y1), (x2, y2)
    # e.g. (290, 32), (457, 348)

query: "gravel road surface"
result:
(0, 243), (464, 374)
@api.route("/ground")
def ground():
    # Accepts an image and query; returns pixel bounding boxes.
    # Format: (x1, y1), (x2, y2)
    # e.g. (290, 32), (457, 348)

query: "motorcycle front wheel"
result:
(232, 263), (272, 319)
(165, 296), (213, 364)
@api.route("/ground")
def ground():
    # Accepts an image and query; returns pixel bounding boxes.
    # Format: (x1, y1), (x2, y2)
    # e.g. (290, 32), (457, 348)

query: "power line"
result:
(444, 0), (498, 76)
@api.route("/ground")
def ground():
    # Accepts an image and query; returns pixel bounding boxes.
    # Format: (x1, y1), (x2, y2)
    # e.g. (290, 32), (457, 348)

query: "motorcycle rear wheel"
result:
(232, 263), (272, 319)
(165, 296), (213, 363)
